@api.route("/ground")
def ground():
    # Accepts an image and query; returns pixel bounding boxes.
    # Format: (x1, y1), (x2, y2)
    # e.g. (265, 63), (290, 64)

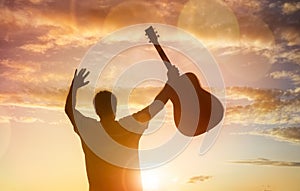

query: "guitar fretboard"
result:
(153, 44), (172, 69)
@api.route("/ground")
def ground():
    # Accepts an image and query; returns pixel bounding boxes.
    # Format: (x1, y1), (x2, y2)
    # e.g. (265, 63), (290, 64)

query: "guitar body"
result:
(169, 72), (224, 136)
(145, 26), (224, 137)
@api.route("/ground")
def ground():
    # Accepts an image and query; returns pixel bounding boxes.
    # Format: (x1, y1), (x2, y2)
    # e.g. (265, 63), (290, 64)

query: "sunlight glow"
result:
(142, 171), (160, 191)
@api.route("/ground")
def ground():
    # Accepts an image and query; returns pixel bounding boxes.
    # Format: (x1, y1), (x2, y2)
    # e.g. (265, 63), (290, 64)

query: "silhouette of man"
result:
(65, 67), (178, 191)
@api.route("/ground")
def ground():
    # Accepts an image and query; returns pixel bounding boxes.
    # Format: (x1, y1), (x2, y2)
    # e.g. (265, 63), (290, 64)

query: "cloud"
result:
(0, 110), (43, 124)
(0, 0), (184, 54)
(282, 2), (300, 15)
(1, 0), (298, 71)
(12, 116), (45, 123)
(223, 0), (300, 68)
(0, 115), (11, 123)
(0, 105), (67, 126)
(177, 0), (240, 46)
(0, 59), (41, 84)
(269, 70), (300, 85)
(0, 0), (299, 120)
(213, 46), (275, 84)
(279, 27), (300, 46)
(116, 86), (163, 105)
(231, 158), (300, 167)
(187, 175), (212, 183)
(225, 87), (300, 126)
(1, 81), (299, 127)
(0, 59), (70, 87)
(224, 0), (263, 15)
(275, 48), (300, 66)
(255, 126), (300, 144)
(0, 60), (69, 109)
(103, 1), (167, 33)
(0, 4), (102, 54)
(0, 87), (68, 110)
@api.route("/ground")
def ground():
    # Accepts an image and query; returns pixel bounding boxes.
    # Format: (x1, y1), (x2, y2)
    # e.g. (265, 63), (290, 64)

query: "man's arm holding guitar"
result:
(132, 66), (178, 123)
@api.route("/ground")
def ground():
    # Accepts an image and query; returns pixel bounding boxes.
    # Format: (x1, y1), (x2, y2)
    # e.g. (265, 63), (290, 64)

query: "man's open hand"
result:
(73, 68), (90, 89)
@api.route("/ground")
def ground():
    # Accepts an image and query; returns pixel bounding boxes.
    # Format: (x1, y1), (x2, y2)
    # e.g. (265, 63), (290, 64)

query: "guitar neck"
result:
(153, 43), (172, 69)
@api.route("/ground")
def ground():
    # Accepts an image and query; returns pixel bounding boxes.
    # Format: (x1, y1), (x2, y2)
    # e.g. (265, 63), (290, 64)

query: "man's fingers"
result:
(83, 81), (90, 86)
(74, 68), (90, 88)
(83, 71), (90, 79)
(78, 68), (85, 76)
(74, 69), (78, 77)
(78, 68), (90, 78)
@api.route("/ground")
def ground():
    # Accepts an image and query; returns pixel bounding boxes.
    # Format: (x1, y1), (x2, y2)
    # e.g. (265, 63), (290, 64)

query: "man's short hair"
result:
(94, 91), (117, 117)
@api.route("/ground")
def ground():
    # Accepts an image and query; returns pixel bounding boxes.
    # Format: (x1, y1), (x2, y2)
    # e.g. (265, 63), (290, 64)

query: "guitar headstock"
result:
(145, 26), (159, 44)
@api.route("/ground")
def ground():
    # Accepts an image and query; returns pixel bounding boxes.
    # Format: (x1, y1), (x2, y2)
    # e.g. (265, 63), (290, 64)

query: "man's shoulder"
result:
(74, 110), (99, 127)
(118, 115), (148, 134)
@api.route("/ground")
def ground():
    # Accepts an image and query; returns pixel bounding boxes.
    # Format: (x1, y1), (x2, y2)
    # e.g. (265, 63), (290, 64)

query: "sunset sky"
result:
(0, 0), (300, 191)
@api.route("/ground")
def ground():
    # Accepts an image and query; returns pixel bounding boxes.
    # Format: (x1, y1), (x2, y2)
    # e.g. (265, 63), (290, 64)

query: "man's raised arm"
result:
(65, 68), (90, 132)
(132, 65), (179, 123)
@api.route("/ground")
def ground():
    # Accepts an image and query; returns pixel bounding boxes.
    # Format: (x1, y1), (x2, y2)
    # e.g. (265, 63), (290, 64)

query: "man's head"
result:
(94, 91), (117, 120)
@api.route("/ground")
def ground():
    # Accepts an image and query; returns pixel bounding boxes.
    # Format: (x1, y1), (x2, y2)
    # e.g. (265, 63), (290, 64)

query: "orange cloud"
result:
(0, 5), (101, 54)
(279, 27), (300, 47)
(282, 2), (300, 15)
(0, 115), (11, 123)
(177, 0), (240, 46)
(0, 88), (67, 110)
(231, 158), (300, 167)
(102, 0), (187, 34)
(187, 175), (212, 183)
(0, 59), (69, 109)
(257, 127), (300, 144)
(0, 1), (299, 129)
(269, 70), (300, 85)
(0, 59), (69, 88)
(225, 87), (300, 126)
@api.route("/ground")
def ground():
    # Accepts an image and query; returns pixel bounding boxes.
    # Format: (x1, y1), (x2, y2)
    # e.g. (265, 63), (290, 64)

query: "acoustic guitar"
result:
(145, 26), (224, 137)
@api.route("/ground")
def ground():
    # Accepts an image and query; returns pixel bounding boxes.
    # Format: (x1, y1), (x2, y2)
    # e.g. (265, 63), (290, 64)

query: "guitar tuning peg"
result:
(157, 35), (160, 38)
